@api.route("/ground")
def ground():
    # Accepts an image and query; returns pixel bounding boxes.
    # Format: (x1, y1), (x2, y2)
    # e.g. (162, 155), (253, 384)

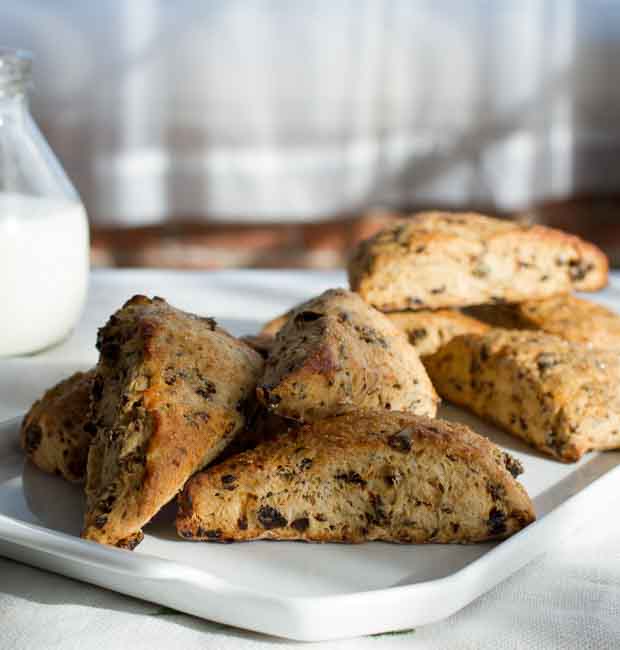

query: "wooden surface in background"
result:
(91, 199), (620, 269)
(91, 211), (399, 269)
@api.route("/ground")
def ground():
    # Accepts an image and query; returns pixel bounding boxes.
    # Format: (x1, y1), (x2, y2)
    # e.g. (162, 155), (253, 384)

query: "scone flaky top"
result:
(177, 411), (534, 544)
(83, 295), (263, 547)
(257, 289), (438, 421)
(348, 211), (608, 311)
(425, 328), (620, 461)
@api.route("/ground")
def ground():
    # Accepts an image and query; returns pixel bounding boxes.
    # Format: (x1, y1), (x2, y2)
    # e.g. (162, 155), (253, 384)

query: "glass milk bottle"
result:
(0, 49), (89, 356)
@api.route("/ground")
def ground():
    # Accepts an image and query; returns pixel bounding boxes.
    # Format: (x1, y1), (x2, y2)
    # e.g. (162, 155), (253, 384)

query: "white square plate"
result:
(1, 408), (619, 641)
(2, 271), (620, 641)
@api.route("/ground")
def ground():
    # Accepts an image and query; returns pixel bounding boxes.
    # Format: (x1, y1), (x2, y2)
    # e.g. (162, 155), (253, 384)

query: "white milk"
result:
(0, 193), (89, 356)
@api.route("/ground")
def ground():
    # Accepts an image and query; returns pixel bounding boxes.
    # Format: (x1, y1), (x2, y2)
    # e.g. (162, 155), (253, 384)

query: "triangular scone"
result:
(176, 412), (535, 543)
(256, 289), (438, 421)
(467, 294), (620, 351)
(348, 211), (608, 311)
(20, 369), (95, 483)
(82, 296), (264, 547)
(259, 306), (489, 359)
(425, 329), (620, 462)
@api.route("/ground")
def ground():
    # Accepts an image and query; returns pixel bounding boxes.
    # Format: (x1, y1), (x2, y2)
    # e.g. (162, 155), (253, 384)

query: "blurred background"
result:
(2, 0), (620, 268)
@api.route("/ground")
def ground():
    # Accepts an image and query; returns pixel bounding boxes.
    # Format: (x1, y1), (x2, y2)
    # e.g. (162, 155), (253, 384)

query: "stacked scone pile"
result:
(20, 212), (618, 549)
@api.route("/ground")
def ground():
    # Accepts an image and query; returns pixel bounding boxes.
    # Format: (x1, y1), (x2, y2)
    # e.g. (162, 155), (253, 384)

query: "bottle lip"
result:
(0, 48), (33, 97)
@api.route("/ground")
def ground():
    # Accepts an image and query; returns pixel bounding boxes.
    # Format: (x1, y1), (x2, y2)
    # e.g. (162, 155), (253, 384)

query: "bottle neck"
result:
(0, 49), (33, 116)
(0, 90), (29, 119)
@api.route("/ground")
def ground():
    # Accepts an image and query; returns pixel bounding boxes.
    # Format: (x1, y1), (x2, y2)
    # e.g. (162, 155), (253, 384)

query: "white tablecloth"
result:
(2, 269), (619, 650)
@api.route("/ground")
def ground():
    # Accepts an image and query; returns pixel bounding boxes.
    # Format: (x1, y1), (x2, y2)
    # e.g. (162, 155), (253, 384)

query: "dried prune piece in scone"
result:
(256, 289), (438, 422)
(467, 294), (620, 351)
(261, 305), (489, 359)
(425, 329), (620, 462)
(82, 295), (264, 548)
(348, 211), (608, 311)
(20, 369), (95, 483)
(176, 411), (535, 543)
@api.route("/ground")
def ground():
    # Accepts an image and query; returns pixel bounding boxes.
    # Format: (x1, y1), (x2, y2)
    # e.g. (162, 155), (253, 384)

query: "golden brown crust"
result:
(467, 295), (620, 351)
(260, 315), (289, 338)
(348, 211), (608, 311)
(20, 370), (95, 483)
(262, 307), (488, 358)
(425, 329), (620, 462)
(82, 295), (264, 547)
(177, 411), (535, 544)
(256, 289), (438, 421)
(115, 531), (144, 550)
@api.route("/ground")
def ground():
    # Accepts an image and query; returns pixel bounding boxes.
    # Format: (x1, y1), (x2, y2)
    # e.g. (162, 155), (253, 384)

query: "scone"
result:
(20, 369), (95, 483)
(177, 411), (535, 543)
(425, 329), (620, 462)
(256, 289), (439, 421)
(83, 295), (264, 548)
(386, 310), (489, 357)
(261, 306), (489, 358)
(467, 294), (620, 351)
(348, 211), (608, 311)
